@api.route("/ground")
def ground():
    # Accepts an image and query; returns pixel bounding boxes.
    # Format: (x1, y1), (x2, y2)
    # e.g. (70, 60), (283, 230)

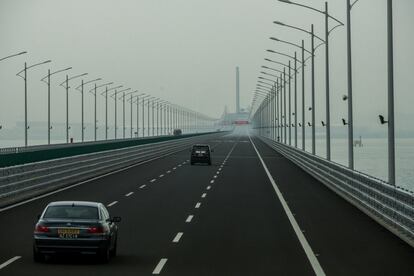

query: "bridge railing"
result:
(0, 132), (224, 208)
(258, 135), (414, 248)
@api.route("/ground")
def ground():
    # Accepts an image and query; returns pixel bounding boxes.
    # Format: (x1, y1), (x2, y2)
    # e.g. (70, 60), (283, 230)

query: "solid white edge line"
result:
(107, 201), (118, 207)
(195, 202), (201, 208)
(249, 135), (325, 276)
(152, 258), (168, 274)
(185, 215), (194, 223)
(0, 146), (191, 213)
(172, 232), (184, 243)
(125, 192), (134, 197)
(0, 256), (21, 270)
(139, 184), (146, 189)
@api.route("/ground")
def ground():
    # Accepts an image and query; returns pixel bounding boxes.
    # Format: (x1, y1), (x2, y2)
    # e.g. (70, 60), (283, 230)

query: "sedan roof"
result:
(47, 201), (101, 207)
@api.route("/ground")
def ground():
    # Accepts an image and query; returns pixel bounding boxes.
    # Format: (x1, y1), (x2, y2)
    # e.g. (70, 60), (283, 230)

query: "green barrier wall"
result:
(0, 132), (216, 168)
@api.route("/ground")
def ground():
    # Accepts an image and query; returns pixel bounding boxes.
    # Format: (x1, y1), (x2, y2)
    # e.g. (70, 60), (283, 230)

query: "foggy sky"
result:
(0, 0), (413, 139)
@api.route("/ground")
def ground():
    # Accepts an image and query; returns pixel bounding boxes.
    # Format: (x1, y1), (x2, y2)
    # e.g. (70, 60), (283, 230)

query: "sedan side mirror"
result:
(111, 216), (121, 223)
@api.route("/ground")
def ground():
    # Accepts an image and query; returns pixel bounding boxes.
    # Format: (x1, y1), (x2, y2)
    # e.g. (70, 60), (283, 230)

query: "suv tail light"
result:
(35, 225), (49, 233)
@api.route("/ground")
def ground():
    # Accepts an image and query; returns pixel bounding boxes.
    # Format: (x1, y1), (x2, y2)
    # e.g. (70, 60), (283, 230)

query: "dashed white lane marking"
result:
(125, 192), (134, 197)
(206, 186), (211, 190)
(107, 201), (118, 207)
(139, 184), (146, 189)
(186, 159), (189, 162)
(150, 179), (157, 183)
(210, 180), (215, 184)
(173, 167), (177, 170)
(201, 193), (207, 198)
(213, 175), (217, 179)
(159, 174), (164, 178)
(216, 171), (220, 174)
(249, 136), (325, 276)
(195, 202), (201, 208)
(0, 256), (21, 270)
(172, 232), (184, 243)
(178, 164), (182, 167)
(153, 258), (168, 274)
(167, 170), (171, 174)
(182, 161), (186, 164)
(218, 168), (222, 171)
(186, 215), (194, 223)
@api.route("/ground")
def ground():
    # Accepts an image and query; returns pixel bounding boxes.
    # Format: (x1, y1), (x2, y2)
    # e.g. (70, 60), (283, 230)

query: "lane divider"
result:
(210, 180), (215, 184)
(125, 192), (134, 197)
(172, 232), (184, 243)
(139, 184), (146, 189)
(107, 201), (118, 207)
(153, 258), (168, 274)
(249, 135), (326, 276)
(201, 193), (207, 198)
(150, 179), (157, 183)
(195, 202), (201, 209)
(0, 256), (21, 270)
(185, 215), (194, 223)
(206, 186), (211, 190)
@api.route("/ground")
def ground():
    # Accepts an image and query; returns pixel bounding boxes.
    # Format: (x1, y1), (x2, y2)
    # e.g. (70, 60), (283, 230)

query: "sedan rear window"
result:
(43, 205), (99, 220)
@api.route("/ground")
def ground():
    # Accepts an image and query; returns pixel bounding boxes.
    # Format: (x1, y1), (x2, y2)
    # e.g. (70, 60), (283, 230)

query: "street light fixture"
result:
(40, 66), (72, 144)
(0, 51), (27, 62)
(16, 59), (52, 147)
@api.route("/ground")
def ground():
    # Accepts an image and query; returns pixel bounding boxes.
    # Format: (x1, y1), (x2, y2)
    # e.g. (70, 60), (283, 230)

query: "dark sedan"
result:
(33, 201), (121, 263)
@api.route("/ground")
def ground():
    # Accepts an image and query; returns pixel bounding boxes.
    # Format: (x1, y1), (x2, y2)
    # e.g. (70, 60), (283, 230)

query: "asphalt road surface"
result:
(0, 129), (413, 275)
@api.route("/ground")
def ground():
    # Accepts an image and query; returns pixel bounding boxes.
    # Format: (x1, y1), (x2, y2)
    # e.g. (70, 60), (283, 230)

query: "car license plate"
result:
(58, 228), (80, 238)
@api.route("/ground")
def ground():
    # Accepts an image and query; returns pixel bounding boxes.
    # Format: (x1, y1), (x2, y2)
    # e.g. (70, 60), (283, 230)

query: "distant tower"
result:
(236, 67), (240, 114)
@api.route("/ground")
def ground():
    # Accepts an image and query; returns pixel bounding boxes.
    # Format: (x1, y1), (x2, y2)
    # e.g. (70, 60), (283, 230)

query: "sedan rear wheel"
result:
(99, 246), (111, 263)
(33, 245), (44, 263)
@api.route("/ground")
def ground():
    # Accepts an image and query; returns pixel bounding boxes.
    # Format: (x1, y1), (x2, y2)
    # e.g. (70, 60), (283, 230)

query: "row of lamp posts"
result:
(250, 0), (396, 186)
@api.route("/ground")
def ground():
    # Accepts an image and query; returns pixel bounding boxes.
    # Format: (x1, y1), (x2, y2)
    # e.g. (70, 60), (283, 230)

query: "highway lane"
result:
(0, 134), (229, 275)
(251, 135), (414, 275)
(0, 130), (413, 275)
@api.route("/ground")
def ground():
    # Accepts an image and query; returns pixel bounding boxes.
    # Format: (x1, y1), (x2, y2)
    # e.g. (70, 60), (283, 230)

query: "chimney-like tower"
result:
(236, 67), (240, 114)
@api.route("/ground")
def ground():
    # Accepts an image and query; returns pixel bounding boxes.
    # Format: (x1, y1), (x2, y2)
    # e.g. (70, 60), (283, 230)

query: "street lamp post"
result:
(16, 59), (52, 147)
(125, 90), (139, 138)
(40, 66), (72, 144)
(75, 77), (101, 142)
(278, 0), (344, 160)
(111, 88), (130, 139)
(91, 82), (115, 141)
(387, 0), (395, 186)
(59, 73), (88, 143)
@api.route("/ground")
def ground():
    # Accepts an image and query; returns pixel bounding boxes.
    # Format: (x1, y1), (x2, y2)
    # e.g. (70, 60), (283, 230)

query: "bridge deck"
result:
(0, 132), (412, 275)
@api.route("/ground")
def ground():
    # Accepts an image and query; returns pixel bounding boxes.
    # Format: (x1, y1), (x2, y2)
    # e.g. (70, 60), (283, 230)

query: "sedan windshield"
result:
(43, 205), (99, 220)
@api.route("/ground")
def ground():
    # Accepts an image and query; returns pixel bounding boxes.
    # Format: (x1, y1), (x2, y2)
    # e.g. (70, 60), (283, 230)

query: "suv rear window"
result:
(43, 205), (99, 220)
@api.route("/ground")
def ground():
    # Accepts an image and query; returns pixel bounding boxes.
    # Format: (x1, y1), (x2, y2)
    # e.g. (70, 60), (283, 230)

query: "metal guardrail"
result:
(0, 132), (223, 208)
(258, 136), (414, 248)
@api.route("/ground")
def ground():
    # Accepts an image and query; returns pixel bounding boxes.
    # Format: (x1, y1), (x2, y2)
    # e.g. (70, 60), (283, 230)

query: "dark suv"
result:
(190, 144), (212, 165)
